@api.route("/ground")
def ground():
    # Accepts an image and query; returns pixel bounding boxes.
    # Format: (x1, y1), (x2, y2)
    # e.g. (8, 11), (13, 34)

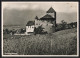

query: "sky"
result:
(2, 2), (78, 13)
(2, 2), (78, 25)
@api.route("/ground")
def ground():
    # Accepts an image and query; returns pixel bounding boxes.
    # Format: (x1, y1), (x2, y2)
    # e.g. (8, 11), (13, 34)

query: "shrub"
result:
(34, 26), (44, 34)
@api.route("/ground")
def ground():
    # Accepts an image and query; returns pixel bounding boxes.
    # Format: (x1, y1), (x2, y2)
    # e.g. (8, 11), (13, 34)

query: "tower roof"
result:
(40, 14), (53, 19)
(46, 7), (55, 13)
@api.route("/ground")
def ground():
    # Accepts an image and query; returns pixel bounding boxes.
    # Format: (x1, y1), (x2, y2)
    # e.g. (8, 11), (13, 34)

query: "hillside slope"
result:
(3, 28), (77, 55)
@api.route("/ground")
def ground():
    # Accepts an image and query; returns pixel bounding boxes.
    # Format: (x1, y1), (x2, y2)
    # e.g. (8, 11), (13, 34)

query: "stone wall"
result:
(35, 19), (56, 33)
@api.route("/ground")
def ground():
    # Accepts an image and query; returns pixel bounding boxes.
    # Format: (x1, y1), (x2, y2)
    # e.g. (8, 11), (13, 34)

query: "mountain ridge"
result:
(3, 9), (77, 26)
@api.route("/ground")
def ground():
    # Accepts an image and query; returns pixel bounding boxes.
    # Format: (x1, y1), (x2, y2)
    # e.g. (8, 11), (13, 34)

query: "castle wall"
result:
(34, 7), (56, 33)
(35, 19), (56, 33)
(26, 25), (34, 34)
(42, 24), (53, 33)
(47, 13), (55, 18)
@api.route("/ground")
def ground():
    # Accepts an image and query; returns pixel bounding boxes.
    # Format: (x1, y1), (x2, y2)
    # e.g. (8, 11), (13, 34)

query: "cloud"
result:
(2, 2), (78, 12)
(2, 2), (29, 10)
(30, 5), (39, 10)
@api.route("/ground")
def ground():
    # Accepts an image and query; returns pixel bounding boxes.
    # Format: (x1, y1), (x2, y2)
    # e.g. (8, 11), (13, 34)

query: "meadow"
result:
(3, 28), (77, 55)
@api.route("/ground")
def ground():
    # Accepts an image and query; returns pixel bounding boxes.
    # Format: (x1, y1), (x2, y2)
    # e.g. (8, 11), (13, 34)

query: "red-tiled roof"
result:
(46, 7), (55, 13)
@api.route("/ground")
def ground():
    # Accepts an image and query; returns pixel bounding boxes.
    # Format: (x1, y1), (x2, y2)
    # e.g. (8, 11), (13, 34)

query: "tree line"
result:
(3, 28), (26, 35)
(3, 20), (77, 35)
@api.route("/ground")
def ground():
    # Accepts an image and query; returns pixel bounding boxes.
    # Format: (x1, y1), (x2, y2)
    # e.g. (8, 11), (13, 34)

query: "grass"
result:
(3, 28), (77, 55)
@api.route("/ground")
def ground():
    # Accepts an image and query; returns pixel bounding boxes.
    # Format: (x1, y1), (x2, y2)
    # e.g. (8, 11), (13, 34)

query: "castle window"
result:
(29, 26), (31, 28)
(32, 27), (34, 28)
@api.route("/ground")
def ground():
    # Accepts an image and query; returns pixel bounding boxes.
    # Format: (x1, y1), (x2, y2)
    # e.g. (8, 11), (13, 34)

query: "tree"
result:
(35, 16), (39, 20)
(5, 29), (9, 34)
(34, 26), (44, 34)
(26, 21), (35, 26)
(61, 20), (67, 30)
(20, 28), (26, 33)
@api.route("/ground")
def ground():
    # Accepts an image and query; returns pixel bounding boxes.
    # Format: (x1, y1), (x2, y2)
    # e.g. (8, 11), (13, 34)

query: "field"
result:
(3, 28), (77, 55)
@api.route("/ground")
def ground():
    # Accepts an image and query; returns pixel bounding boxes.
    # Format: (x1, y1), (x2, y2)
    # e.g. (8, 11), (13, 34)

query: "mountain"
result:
(56, 12), (77, 23)
(3, 9), (77, 26)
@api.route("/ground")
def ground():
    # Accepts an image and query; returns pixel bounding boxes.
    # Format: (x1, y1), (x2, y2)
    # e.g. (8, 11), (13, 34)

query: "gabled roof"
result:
(26, 21), (35, 26)
(40, 14), (53, 19)
(46, 7), (55, 13)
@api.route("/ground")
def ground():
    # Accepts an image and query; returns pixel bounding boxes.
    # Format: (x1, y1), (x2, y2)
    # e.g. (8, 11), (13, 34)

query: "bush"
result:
(34, 26), (44, 34)
(20, 28), (26, 33)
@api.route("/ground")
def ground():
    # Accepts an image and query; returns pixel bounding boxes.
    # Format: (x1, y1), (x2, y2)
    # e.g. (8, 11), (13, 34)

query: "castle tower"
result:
(35, 7), (56, 33)
(46, 7), (56, 32)
(46, 7), (56, 18)
(35, 16), (41, 28)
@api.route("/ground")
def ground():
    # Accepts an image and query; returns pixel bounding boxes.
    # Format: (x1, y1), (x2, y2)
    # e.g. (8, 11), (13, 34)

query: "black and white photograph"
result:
(1, 2), (79, 57)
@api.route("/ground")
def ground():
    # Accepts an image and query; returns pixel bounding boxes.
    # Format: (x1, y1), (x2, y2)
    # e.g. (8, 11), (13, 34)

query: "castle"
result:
(26, 7), (56, 35)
